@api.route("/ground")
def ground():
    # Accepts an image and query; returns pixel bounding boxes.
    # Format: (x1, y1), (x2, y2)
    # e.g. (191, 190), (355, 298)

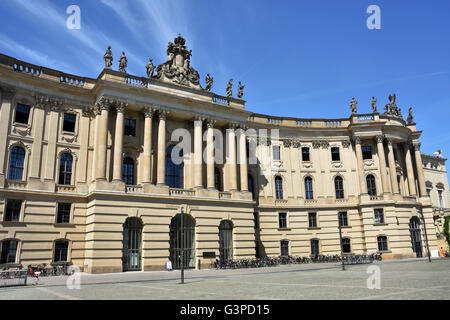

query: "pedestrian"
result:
(34, 271), (40, 285)
(166, 259), (173, 271)
(440, 247), (445, 258)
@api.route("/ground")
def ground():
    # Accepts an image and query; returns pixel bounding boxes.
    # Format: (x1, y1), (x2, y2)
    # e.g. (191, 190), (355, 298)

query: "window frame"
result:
(334, 176), (344, 199)
(56, 202), (72, 224)
(14, 103), (31, 125)
(308, 212), (318, 228)
(122, 157), (136, 185)
(338, 211), (348, 227)
(331, 147), (340, 162)
(0, 239), (19, 265)
(53, 240), (70, 263)
(310, 239), (320, 256)
(8, 146), (26, 181)
(301, 147), (310, 162)
(362, 145), (373, 160)
(280, 240), (289, 257)
(374, 208), (385, 225)
(304, 177), (314, 200)
(275, 176), (283, 200)
(62, 112), (77, 133)
(366, 174), (377, 196)
(58, 153), (73, 185)
(124, 118), (137, 137)
(342, 237), (351, 253)
(278, 212), (288, 229)
(377, 235), (389, 252)
(4, 199), (23, 222)
(272, 145), (281, 161)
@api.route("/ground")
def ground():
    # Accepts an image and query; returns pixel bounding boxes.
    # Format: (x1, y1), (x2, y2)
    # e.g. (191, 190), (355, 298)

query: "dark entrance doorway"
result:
(409, 217), (423, 258)
(122, 217), (143, 271)
(169, 214), (195, 269)
(219, 220), (233, 264)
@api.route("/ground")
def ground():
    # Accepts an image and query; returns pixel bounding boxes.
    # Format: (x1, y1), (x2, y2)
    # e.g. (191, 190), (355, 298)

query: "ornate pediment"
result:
(155, 35), (202, 90)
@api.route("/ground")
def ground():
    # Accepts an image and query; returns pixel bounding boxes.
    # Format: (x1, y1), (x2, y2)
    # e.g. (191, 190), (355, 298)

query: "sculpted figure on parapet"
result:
(237, 81), (245, 99)
(146, 59), (155, 78)
(226, 79), (233, 97)
(119, 51), (128, 73)
(407, 107), (414, 124)
(384, 93), (403, 117)
(205, 73), (213, 92)
(350, 97), (357, 114)
(371, 97), (378, 113)
(104, 46), (113, 69)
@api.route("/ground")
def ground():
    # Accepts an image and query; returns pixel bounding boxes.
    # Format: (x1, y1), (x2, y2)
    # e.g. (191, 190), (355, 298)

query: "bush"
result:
(444, 216), (450, 248)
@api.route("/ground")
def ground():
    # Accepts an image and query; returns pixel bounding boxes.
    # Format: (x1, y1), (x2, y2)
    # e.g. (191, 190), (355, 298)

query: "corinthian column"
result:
(0, 87), (15, 176)
(413, 142), (427, 197)
(206, 119), (216, 189)
(239, 126), (248, 192)
(226, 123), (238, 191)
(386, 139), (399, 194)
(353, 136), (367, 194)
(142, 106), (154, 184)
(156, 110), (168, 185)
(194, 116), (204, 188)
(112, 102), (126, 182)
(375, 135), (389, 194)
(95, 98), (111, 180)
(404, 141), (417, 196)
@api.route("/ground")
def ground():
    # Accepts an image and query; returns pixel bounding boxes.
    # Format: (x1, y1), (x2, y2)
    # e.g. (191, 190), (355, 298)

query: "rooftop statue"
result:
(371, 97), (378, 113)
(205, 73), (213, 92)
(226, 79), (233, 97)
(155, 34), (202, 90)
(350, 97), (357, 114)
(104, 46), (113, 69)
(146, 59), (155, 78)
(407, 107), (414, 124)
(237, 81), (245, 99)
(384, 93), (403, 118)
(119, 51), (128, 73)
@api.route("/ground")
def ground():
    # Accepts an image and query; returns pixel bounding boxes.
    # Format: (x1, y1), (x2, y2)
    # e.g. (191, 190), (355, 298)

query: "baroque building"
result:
(422, 151), (450, 251)
(0, 35), (438, 273)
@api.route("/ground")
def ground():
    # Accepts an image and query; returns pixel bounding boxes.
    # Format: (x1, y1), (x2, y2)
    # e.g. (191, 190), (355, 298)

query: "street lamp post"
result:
(338, 221), (345, 271)
(180, 207), (185, 283)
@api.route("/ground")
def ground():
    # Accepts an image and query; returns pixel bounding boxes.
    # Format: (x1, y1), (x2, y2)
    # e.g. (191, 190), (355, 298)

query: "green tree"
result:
(444, 216), (450, 248)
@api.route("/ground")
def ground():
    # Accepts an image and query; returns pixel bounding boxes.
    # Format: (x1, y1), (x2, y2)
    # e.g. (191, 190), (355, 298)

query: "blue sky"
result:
(1, 0), (449, 156)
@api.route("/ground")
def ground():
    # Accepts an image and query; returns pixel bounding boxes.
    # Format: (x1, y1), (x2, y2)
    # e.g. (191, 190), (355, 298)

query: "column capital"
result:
(159, 109), (169, 120)
(342, 140), (351, 148)
(144, 106), (156, 118)
(413, 142), (421, 151)
(206, 118), (216, 128)
(386, 138), (394, 147)
(96, 97), (112, 111)
(352, 135), (362, 145)
(115, 101), (127, 113)
(228, 122), (239, 130)
(1, 86), (16, 100)
(194, 114), (206, 122)
(375, 134), (385, 144)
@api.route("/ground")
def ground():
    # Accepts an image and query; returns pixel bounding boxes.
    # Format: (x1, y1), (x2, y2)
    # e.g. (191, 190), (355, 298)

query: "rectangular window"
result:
(362, 145), (372, 160)
(342, 238), (351, 253)
(0, 240), (18, 264)
(63, 113), (76, 132)
(54, 241), (69, 262)
(331, 147), (340, 161)
(280, 240), (289, 257)
(374, 208), (385, 224)
(273, 145), (281, 161)
(14, 104), (30, 124)
(377, 236), (388, 251)
(438, 190), (443, 208)
(278, 212), (287, 229)
(5, 199), (22, 222)
(338, 211), (348, 227)
(311, 239), (319, 256)
(57, 203), (71, 224)
(302, 147), (310, 162)
(308, 212), (317, 228)
(124, 119), (136, 136)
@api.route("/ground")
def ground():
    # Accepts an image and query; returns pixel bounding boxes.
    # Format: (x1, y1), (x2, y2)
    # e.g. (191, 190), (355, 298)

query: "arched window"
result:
(248, 174), (255, 199)
(275, 176), (283, 200)
(214, 168), (222, 191)
(169, 214), (195, 269)
(53, 240), (69, 262)
(342, 238), (351, 253)
(219, 220), (233, 264)
(8, 146), (25, 180)
(305, 177), (314, 200)
(123, 217), (143, 271)
(335, 176), (344, 199)
(366, 175), (377, 196)
(122, 157), (135, 185)
(165, 145), (184, 189)
(58, 153), (73, 185)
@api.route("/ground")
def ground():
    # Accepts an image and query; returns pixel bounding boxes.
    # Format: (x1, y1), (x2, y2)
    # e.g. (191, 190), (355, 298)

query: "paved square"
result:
(1, 259), (449, 300)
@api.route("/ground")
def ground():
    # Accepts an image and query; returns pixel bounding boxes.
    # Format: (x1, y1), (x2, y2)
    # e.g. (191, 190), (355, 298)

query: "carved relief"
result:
(342, 140), (351, 148)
